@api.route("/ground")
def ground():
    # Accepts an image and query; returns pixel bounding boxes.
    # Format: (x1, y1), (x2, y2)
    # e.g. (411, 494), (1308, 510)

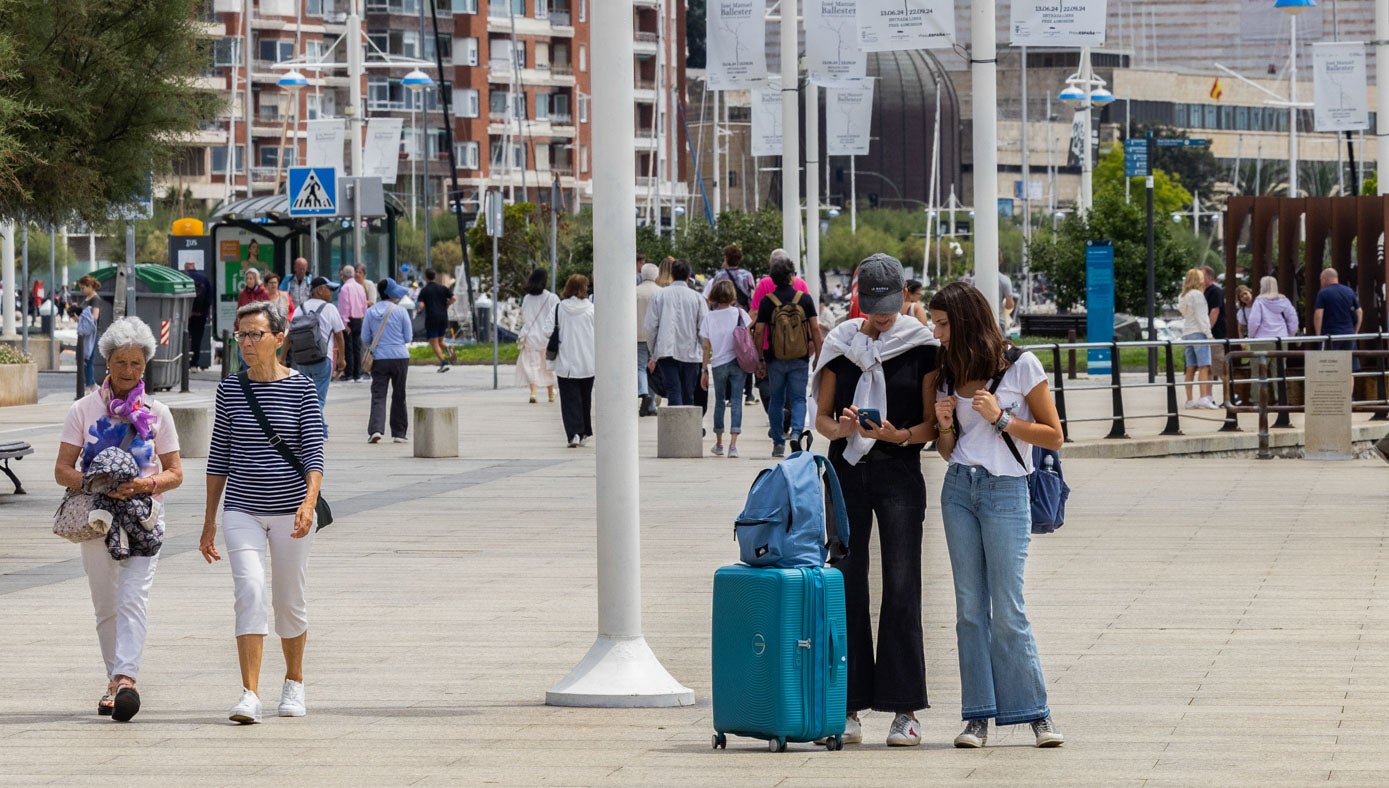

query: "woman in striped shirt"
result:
(200, 300), (325, 725)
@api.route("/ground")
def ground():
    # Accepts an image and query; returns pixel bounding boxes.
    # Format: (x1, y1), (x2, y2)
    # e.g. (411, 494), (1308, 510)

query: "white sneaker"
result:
(1184, 399), (1200, 409)
(886, 713), (922, 746)
(368, 432), (383, 443)
(955, 718), (989, 748)
(229, 688), (261, 724)
(843, 713), (863, 744)
(567, 435), (579, 448)
(1199, 396), (1222, 410)
(278, 679), (306, 717)
(1031, 716), (1065, 747)
(579, 436), (593, 447)
(392, 436), (407, 444)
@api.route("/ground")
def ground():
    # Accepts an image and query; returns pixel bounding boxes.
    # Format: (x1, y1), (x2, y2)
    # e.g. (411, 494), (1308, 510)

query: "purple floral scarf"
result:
(101, 378), (157, 439)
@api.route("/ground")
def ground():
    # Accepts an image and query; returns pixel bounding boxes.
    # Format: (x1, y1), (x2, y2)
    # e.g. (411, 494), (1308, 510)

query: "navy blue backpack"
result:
(734, 448), (850, 568)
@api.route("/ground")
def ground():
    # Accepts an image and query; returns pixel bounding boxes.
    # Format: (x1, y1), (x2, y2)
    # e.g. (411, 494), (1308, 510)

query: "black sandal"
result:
(98, 692), (114, 716)
(111, 681), (140, 722)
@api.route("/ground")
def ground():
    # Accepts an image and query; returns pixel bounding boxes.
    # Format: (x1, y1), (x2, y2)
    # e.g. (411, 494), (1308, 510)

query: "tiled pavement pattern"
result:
(1, 367), (1386, 785)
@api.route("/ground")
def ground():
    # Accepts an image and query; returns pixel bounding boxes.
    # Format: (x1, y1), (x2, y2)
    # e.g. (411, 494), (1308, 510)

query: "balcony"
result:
(551, 63), (573, 76)
(550, 11), (570, 26)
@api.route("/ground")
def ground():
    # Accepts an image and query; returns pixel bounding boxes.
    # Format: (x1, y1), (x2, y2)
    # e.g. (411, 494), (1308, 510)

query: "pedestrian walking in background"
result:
(754, 253), (821, 457)
(1234, 285), (1254, 338)
(644, 259), (708, 407)
(1202, 266), (1228, 405)
(76, 275), (103, 394)
(1178, 268), (1218, 409)
(927, 281), (1067, 749)
(54, 317), (184, 722)
(202, 300), (326, 725)
(516, 268), (559, 403)
(362, 279), (414, 444)
(700, 280), (752, 458)
(656, 256), (675, 287)
(1248, 276), (1300, 406)
(337, 266), (368, 382)
(416, 269), (456, 371)
(236, 268), (269, 315)
(355, 266), (378, 305)
(635, 263), (661, 416)
(294, 277), (346, 435)
(1314, 267), (1363, 360)
(751, 250), (811, 428)
(285, 257), (313, 309)
(705, 244), (757, 405)
(262, 273), (294, 322)
(812, 254), (940, 746)
(552, 274), (596, 447)
(183, 261), (214, 371)
(901, 279), (931, 326)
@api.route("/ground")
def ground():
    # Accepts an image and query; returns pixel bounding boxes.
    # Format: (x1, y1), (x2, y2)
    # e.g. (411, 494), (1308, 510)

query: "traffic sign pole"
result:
(1146, 130), (1157, 382)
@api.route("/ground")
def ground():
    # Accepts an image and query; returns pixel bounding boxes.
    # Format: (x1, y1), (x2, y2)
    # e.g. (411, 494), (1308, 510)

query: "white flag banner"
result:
(1313, 41), (1369, 132)
(826, 83), (874, 156)
(856, 0), (954, 53)
(707, 0), (767, 90)
(1009, 0), (1107, 47)
(361, 118), (405, 184)
(305, 119), (345, 171)
(751, 82), (784, 158)
(807, 0), (867, 87)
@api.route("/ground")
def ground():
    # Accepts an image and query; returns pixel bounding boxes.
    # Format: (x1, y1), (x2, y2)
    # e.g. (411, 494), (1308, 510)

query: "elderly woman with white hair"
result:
(54, 317), (184, 722)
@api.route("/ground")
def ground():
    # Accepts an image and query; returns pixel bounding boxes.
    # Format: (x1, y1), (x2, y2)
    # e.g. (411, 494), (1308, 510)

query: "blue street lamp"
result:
(1276, 0), (1314, 196)
(277, 70), (309, 90)
(1057, 85), (1085, 104)
(402, 69), (434, 90)
(1274, 0), (1315, 14)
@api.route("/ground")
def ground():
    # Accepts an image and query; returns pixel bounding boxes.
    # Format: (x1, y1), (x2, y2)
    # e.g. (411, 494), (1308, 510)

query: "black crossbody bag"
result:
(235, 372), (333, 531)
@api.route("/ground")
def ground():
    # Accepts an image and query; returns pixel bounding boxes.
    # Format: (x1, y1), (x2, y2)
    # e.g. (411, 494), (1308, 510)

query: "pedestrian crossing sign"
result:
(288, 167), (337, 217)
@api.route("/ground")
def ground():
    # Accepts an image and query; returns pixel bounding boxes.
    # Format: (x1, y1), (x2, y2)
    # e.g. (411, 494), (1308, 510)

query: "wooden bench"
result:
(0, 441), (35, 494)
(1019, 312), (1088, 339)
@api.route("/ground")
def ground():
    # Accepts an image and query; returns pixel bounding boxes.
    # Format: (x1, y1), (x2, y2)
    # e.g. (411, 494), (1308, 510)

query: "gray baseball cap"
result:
(856, 253), (905, 315)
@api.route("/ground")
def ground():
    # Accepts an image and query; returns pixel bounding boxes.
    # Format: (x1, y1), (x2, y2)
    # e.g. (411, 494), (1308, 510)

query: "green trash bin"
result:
(92, 264), (195, 391)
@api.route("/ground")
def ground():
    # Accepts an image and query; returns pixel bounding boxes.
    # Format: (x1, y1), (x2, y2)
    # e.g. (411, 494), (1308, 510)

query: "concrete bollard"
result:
(413, 405), (459, 458)
(656, 405), (703, 458)
(169, 405), (212, 458)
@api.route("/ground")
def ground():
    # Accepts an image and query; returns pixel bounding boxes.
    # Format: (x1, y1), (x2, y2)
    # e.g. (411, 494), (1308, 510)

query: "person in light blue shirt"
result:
(361, 278), (415, 443)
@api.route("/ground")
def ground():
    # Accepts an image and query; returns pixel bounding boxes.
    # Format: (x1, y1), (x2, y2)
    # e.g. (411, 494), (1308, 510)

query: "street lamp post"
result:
(403, 69), (435, 233)
(1275, 0), (1315, 198)
(1058, 48), (1115, 215)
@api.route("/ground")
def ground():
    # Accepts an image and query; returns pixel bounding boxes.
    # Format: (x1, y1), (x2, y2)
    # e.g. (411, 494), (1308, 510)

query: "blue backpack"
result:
(734, 450), (850, 568)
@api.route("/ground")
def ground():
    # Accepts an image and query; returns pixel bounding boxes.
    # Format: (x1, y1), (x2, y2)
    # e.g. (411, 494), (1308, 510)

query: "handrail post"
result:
(1051, 343), (1070, 442)
(1219, 344), (1241, 432)
(1105, 340), (1128, 439)
(1256, 352), (1272, 459)
(1161, 340), (1182, 435)
(1066, 329), (1077, 380)
(1374, 332), (1388, 422)
(1272, 338), (1291, 428)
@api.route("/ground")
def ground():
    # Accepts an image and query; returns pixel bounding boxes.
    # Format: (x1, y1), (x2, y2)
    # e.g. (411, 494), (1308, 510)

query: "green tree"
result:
(686, 0), (706, 69)
(466, 202), (551, 299)
(0, 0), (222, 225)
(1026, 189), (1193, 315)
(1093, 145), (1192, 217)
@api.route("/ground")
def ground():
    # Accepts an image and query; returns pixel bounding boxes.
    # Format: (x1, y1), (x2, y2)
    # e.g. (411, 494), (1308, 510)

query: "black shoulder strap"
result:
(992, 347), (1027, 470)
(235, 372), (310, 480)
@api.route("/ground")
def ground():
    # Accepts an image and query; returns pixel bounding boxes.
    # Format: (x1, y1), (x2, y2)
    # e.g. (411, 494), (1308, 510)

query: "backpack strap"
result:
(767, 292), (782, 308)
(989, 347), (1027, 471)
(811, 455), (851, 564)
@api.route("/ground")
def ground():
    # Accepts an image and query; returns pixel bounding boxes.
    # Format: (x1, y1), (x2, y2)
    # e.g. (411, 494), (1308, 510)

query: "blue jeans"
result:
(84, 349), (96, 388)
(637, 342), (650, 397)
(657, 358), (700, 406)
(298, 357), (332, 438)
(940, 463), (1050, 725)
(765, 358), (809, 446)
(710, 361), (746, 435)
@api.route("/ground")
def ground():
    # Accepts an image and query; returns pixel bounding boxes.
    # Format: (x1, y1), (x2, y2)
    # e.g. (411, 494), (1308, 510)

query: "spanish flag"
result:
(1210, 78), (1224, 101)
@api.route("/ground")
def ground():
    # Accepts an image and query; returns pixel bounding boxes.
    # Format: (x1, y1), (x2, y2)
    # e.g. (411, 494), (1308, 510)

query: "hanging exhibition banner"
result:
(707, 0), (767, 90)
(1009, 0), (1107, 48)
(807, 0), (867, 86)
(856, 0), (954, 52)
(304, 119), (345, 172)
(361, 118), (405, 184)
(750, 82), (784, 157)
(826, 83), (875, 156)
(1313, 42), (1370, 132)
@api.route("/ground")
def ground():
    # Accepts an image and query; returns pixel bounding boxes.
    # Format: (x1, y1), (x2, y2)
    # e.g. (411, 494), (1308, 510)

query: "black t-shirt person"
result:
(825, 344), (938, 462)
(417, 282), (453, 328)
(1205, 282), (1227, 340)
(754, 285), (818, 361)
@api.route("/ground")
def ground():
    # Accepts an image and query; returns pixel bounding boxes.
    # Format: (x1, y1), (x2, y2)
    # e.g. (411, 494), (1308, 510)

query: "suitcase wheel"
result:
(711, 733), (727, 750)
(768, 737), (787, 753)
(824, 735), (843, 752)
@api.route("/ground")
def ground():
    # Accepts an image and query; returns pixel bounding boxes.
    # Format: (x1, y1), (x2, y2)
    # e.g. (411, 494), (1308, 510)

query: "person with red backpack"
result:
(753, 252), (820, 458)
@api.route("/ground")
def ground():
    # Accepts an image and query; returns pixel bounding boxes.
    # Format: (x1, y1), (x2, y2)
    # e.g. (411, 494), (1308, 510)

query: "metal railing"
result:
(1227, 349), (1389, 458)
(1021, 333), (1389, 445)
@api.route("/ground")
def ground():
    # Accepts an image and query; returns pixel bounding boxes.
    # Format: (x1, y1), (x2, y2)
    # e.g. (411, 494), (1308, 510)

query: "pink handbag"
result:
(731, 311), (761, 374)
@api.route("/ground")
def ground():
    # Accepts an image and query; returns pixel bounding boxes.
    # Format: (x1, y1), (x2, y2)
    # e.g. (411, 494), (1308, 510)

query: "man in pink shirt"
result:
(337, 265), (368, 382)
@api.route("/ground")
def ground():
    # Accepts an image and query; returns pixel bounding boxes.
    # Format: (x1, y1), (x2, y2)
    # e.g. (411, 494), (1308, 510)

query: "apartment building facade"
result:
(179, 0), (686, 218)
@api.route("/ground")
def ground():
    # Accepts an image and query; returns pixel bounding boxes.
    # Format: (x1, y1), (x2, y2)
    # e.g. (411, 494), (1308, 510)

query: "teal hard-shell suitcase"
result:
(711, 565), (848, 752)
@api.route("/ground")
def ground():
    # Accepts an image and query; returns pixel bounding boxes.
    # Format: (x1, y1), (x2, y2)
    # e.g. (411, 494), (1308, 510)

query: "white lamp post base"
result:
(546, 636), (695, 708)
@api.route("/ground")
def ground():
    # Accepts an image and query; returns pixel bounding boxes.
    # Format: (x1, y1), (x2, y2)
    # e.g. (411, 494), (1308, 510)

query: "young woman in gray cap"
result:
(927, 280), (1066, 748)
(811, 253), (940, 746)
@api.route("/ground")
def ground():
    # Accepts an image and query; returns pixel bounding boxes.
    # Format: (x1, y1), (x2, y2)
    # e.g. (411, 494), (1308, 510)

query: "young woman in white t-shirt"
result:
(926, 281), (1067, 749)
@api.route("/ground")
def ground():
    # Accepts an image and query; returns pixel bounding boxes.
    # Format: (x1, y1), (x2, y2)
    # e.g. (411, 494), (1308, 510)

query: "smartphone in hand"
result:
(858, 408), (882, 429)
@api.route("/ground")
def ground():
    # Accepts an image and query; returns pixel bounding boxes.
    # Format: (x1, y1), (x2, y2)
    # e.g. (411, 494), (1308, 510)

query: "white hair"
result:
(341, 265), (355, 277)
(98, 317), (157, 361)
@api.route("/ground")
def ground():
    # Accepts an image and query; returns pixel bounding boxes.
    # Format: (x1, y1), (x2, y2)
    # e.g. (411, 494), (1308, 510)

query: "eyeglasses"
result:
(233, 330), (270, 344)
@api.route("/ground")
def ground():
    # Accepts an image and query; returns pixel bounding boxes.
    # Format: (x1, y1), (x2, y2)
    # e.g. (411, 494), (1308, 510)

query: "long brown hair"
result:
(561, 273), (589, 300)
(927, 281), (1008, 389)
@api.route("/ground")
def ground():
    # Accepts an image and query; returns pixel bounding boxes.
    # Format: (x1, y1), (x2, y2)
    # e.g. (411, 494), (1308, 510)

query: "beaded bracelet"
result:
(993, 406), (1016, 435)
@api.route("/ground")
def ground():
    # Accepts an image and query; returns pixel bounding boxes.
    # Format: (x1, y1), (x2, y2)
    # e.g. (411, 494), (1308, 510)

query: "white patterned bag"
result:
(53, 491), (107, 543)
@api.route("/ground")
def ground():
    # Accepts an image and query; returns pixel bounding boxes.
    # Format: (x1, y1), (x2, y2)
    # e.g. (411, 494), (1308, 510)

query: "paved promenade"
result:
(1, 366), (1387, 785)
